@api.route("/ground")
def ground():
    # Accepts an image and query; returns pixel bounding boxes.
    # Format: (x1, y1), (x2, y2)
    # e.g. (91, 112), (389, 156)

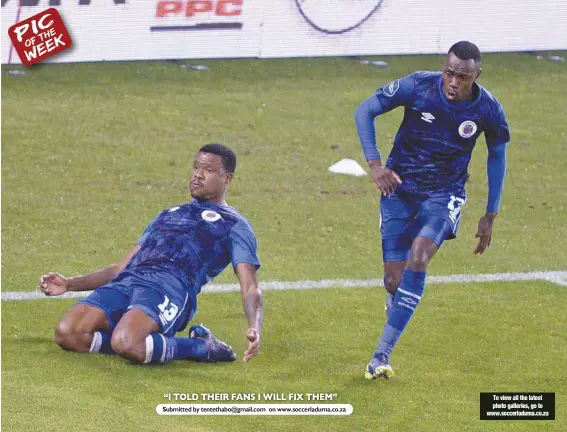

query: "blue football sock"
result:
(375, 269), (426, 360)
(386, 293), (395, 309)
(144, 333), (208, 364)
(90, 331), (115, 355)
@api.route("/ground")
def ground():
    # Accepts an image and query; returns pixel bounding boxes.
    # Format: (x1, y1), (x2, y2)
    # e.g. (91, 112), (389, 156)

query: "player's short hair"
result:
(199, 143), (237, 174)
(448, 41), (482, 65)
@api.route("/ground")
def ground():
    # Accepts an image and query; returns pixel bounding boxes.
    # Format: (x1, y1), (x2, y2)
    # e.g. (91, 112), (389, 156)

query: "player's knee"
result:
(55, 319), (81, 351)
(111, 330), (145, 363)
(407, 236), (440, 271)
(406, 253), (430, 272)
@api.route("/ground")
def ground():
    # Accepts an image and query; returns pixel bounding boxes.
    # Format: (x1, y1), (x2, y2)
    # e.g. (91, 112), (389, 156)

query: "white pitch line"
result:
(2, 270), (566, 302)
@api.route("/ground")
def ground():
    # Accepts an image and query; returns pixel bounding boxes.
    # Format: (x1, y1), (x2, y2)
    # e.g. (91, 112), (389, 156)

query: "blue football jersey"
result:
(128, 200), (260, 295)
(375, 71), (510, 196)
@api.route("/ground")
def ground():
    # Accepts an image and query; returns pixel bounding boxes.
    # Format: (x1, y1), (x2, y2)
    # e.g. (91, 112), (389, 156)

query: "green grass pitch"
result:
(2, 52), (566, 431)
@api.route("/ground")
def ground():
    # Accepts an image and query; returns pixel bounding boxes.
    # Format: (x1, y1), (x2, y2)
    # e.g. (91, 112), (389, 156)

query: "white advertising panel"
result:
(2, 0), (566, 64)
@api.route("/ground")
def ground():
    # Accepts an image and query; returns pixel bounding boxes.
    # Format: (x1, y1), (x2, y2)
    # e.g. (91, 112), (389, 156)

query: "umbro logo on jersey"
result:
(421, 112), (435, 123)
(202, 210), (222, 222)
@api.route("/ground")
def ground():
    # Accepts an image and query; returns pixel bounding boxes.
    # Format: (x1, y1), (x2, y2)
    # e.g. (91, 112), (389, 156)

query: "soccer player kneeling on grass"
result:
(39, 144), (263, 365)
(354, 41), (510, 379)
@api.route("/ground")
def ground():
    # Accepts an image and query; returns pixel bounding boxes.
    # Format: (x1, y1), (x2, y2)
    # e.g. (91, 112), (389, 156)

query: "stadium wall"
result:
(2, 0), (566, 65)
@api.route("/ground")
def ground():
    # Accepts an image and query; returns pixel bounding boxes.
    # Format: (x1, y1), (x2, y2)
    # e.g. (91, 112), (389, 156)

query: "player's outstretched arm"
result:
(38, 245), (140, 296)
(236, 263), (263, 362)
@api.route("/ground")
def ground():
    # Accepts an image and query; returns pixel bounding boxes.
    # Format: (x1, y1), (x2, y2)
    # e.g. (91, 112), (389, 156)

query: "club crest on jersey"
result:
(202, 210), (221, 222)
(382, 80), (400, 97)
(458, 120), (477, 138)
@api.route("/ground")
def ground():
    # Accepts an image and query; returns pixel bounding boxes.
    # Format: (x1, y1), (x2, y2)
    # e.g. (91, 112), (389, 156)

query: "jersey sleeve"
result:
(229, 220), (261, 271)
(136, 214), (160, 246)
(374, 73), (416, 113)
(485, 104), (510, 147)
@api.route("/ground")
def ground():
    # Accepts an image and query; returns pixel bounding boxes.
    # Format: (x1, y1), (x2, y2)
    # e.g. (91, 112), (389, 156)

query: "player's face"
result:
(189, 152), (233, 202)
(442, 52), (481, 101)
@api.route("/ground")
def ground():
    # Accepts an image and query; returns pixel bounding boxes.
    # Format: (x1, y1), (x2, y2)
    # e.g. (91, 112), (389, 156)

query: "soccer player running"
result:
(38, 144), (263, 365)
(355, 41), (510, 379)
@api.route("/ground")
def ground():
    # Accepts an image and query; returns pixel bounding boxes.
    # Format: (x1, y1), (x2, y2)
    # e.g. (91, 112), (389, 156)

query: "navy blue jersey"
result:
(127, 200), (260, 295)
(376, 71), (510, 196)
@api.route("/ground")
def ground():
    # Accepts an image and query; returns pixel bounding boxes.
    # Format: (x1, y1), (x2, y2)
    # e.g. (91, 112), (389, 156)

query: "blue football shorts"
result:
(380, 190), (467, 262)
(76, 268), (196, 336)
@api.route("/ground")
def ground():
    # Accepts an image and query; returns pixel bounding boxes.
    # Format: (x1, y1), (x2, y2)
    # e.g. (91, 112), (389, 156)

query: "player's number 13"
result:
(158, 296), (179, 322)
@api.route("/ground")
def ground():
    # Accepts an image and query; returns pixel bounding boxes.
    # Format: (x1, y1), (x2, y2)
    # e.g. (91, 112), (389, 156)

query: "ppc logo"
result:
(8, 8), (72, 66)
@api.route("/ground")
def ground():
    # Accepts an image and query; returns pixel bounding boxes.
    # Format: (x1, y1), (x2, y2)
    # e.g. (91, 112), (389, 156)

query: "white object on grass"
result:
(328, 159), (367, 176)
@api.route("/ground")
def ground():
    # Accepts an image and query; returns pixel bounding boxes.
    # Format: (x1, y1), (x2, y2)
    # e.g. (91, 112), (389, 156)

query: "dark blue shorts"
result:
(76, 268), (196, 337)
(380, 190), (467, 262)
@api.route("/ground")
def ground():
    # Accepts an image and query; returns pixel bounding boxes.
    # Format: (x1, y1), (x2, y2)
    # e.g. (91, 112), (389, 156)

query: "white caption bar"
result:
(156, 404), (353, 416)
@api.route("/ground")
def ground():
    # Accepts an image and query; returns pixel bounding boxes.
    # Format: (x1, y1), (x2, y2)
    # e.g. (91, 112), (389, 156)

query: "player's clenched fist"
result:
(38, 272), (69, 296)
(369, 161), (402, 196)
(243, 327), (260, 362)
